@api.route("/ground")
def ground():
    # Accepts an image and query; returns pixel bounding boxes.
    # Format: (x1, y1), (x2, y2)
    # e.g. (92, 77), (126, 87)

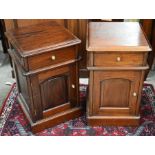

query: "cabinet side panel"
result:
(13, 63), (34, 119)
(30, 75), (43, 121)
(14, 64), (28, 105)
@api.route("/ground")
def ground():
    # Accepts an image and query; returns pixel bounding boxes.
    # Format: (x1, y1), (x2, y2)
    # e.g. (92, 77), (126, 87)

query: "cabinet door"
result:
(91, 71), (141, 116)
(31, 63), (79, 120)
(40, 75), (69, 110)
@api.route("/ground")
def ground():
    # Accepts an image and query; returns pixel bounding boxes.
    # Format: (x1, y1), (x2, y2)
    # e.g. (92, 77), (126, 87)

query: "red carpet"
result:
(0, 83), (155, 136)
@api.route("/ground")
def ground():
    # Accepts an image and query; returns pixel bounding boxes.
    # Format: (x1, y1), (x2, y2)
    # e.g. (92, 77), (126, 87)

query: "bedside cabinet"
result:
(6, 21), (82, 133)
(86, 22), (151, 126)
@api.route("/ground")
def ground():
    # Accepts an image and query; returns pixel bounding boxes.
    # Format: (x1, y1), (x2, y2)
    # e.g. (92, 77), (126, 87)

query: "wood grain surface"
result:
(87, 22), (151, 51)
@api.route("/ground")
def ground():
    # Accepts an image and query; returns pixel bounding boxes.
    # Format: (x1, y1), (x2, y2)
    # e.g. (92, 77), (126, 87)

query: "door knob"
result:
(51, 55), (56, 60)
(133, 92), (137, 97)
(116, 57), (121, 62)
(71, 84), (75, 88)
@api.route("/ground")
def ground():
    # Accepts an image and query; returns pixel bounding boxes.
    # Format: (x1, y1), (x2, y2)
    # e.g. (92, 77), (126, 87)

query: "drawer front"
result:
(94, 53), (145, 67)
(28, 46), (76, 70)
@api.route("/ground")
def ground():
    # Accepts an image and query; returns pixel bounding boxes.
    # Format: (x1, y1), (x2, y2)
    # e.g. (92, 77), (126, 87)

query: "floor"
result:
(0, 41), (155, 109)
(145, 69), (155, 88)
(0, 41), (15, 108)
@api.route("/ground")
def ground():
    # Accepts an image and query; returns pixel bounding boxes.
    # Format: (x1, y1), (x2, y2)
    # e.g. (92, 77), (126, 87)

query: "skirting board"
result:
(87, 115), (140, 126)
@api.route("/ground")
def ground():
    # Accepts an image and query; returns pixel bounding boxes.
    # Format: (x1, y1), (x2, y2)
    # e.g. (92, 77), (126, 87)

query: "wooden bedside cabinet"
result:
(5, 21), (83, 133)
(86, 22), (151, 126)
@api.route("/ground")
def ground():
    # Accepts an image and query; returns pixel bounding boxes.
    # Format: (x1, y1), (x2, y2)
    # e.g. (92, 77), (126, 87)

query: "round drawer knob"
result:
(71, 84), (75, 89)
(133, 92), (137, 97)
(51, 55), (56, 60)
(116, 57), (121, 62)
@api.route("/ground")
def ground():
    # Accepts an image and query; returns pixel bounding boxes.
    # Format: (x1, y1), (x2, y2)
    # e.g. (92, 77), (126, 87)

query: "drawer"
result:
(28, 46), (76, 70)
(94, 53), (145, 67)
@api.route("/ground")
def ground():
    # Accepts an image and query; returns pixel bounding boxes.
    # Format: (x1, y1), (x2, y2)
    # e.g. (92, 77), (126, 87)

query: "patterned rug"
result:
(0, 83), (155, 136)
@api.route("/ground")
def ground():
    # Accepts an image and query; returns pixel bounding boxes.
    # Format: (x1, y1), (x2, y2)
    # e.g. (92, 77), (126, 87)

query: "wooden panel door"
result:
(30, 63), (79, 120)
(40, 75), (69, 110)
(91, 71), (141, 116)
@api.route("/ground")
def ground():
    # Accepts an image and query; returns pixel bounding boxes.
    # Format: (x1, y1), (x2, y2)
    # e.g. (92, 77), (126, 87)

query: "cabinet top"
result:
(5, 21), (81, 57)
(87, 22), (151, 52)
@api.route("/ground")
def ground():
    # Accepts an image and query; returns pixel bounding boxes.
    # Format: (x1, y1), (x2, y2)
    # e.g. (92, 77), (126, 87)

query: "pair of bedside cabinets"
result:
(6, 21), (151, 133)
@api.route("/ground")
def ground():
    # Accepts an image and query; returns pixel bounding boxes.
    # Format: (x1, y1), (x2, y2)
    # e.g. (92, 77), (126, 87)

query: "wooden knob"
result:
(116, 57), (121, 62)
(133, 92), (137, 97)
(51, 55), (56, 60)
(71, 84), (75, 88)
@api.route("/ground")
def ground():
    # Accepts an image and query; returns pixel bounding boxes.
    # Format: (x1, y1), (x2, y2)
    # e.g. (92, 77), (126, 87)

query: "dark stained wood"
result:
(76, 20), (88, 69)
(30, 75), (43, 121)
(69, 62), (80, 107)
(148, 20), (155, 70)
(87, 22), (151, 52)
(5, 21), (81, 57)
(100, 79), (130, 107)
(87, 22), (151, 126)
(43, 103), (71, 118)
(28, 46), (76, 70)
(87, 65), (149, 71)
(89, 19), (124, 22)
(18, 95), (83, 133)
(94, 52), (145, 67)
(87, 116), (140, 126)
(0, 20), (9, 53)
(140, 19), (153, 41)
(32, 107), (83, 133)
(38, 65), (69, 82)
(135, 70), (145, 115)
(4, 19), (125, 77)
(4, 19), (89, 77)
(40, 75), (68, 110)
(140, 19), (154, 78)
(4, 19), (154, 79)
(66, 19), (79, 36)
(4, 19), (65, 29)
(93, 71), (141, 116)
(6, 21), (82, 132)
(13, 62), (35, 119)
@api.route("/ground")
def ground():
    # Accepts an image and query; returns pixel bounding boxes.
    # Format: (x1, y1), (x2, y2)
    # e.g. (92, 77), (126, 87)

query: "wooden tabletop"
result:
(87, 22), (151, 52)
(5, 21), (81, 57)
